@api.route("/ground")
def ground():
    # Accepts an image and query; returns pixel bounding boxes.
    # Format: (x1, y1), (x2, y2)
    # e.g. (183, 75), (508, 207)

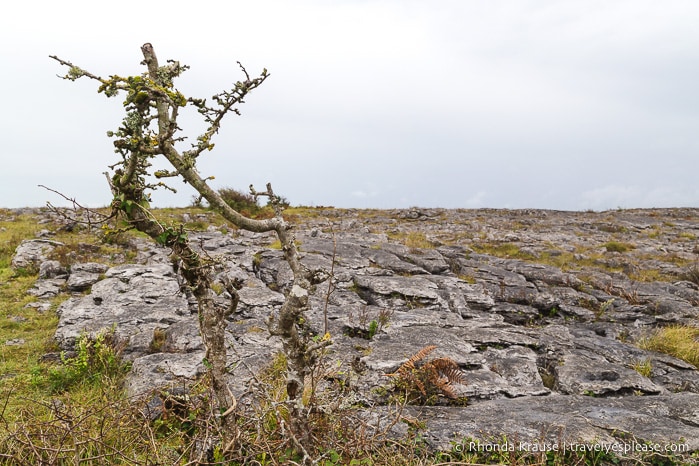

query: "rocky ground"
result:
(11, 207), (699, 456)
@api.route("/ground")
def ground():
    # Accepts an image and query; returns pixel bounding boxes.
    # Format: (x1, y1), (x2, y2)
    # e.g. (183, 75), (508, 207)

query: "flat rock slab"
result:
(65, 262), (109, 291)
(353, 275), (442, 306)
(556, 352), (662, 396)
(55, 264), (190, 358)
(125, 351), (207, 397)
(392, 393), (699, 454)
(27, 278), (66, 298)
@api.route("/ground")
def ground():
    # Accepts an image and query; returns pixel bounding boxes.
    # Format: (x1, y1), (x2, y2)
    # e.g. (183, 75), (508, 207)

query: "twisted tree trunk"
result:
(53, 44), (328, 459)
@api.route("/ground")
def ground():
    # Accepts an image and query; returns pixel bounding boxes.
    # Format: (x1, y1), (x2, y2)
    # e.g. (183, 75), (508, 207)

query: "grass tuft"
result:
(631, 358), (653, 378)
(404, 231), (434, 250)
(603, 241), (635, 253)
(637, 325), (699, 368)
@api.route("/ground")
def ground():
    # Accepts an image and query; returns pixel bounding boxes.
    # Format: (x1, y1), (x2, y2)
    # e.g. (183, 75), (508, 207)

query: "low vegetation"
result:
(2, 207), (698, 464)
(215, 186), (275, 219)
(470, 242), (536, 260)
(385, 345), (468, 405)
(638, 325), (699, 368)
(403, 231), (434, 250)
(603, 241), (635, 253)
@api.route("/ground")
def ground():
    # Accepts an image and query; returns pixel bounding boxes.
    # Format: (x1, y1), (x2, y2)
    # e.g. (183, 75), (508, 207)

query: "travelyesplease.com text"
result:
(455, 440), (689, 455)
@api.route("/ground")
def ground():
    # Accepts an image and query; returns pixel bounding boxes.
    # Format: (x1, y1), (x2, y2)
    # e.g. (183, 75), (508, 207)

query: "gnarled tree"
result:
(50, 43), (329, 457)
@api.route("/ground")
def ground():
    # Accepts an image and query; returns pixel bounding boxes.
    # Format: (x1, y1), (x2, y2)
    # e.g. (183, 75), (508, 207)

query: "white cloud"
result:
(579, 185), (641, 210)
(1, 1), (698, 209)
(465, 191), (487, 208)
(350, 187), (380, 199)
(579, 185), (699, 210)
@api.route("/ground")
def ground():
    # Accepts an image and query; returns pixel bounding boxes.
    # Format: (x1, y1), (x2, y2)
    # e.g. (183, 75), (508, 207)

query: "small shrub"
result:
(149, 327), (167, 353)
(539, 369), (556, 390)
(46, 327), (129, 393)
(269, 194), (291, 210)
(217, 187), (274, 218)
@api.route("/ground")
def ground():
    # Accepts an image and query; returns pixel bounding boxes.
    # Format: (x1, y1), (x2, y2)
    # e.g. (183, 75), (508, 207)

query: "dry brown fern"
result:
(387, 345), (437, 379)
(386, 345), (467, 403)
(427, 357), (466, 399)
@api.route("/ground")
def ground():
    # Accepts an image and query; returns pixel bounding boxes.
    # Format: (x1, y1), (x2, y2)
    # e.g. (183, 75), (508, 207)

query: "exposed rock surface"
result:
(11, 239), (64, 270)
(16, 207), (699, 456)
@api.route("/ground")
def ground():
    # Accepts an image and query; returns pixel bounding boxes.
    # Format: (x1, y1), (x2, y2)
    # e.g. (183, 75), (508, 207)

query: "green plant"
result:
(367, 320), (379, 339)
(594, 298), (615, 320)
(632, 358), (653, 378)
(46, 327), (129, 393)
(149, 327), (167, 353)
(346, 306), (393, 340)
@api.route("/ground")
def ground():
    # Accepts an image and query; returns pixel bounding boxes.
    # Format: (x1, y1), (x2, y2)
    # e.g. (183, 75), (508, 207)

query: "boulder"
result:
(39, 260), (67, 279)
(66, 262), (109, 291)
(11, 239), (64, 270)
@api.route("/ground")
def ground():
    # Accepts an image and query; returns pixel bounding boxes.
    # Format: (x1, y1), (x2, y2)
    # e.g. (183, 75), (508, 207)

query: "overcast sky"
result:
(1, 1), (698, 211)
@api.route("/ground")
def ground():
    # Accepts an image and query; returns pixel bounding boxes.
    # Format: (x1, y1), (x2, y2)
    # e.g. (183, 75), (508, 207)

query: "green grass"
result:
(0, 212), (61, 410)
(0, 209), (190, 462)
(42, 327), (131, 394)
(638, 325), (699, 368)
(631, 358), (653, 378)
(404, 231), (434, 250)
(0, 210), (130, 418)
(471, 242), (535, 260)
(603, 241), (635, 253)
